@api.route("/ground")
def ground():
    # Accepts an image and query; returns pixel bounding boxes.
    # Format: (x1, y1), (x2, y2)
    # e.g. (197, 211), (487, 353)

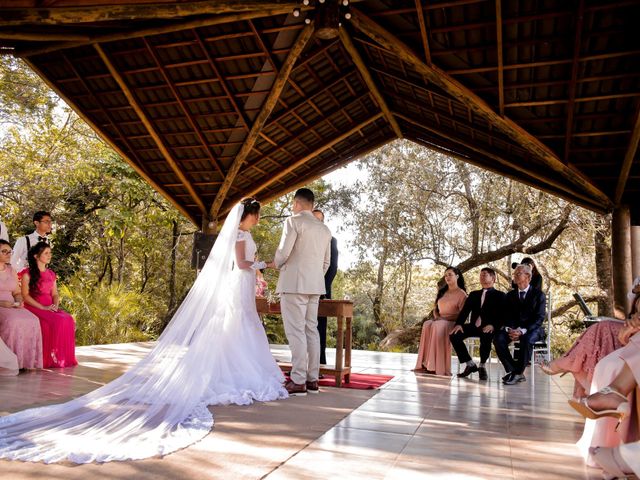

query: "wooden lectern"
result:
(256, 297), (353, 387)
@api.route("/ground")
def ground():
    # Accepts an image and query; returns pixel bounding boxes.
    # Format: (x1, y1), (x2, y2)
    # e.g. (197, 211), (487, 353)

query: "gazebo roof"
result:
(1, 0), (638, 225)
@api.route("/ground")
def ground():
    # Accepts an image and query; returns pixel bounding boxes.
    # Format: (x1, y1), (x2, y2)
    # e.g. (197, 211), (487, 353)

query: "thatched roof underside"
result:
(1, 0), (638, 225)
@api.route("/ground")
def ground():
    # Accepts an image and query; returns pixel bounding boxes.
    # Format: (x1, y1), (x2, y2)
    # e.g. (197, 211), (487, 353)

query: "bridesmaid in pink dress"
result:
(19, 242), (77, 369)
(415, 267), (467, 376)
(0, 239), (42, 369)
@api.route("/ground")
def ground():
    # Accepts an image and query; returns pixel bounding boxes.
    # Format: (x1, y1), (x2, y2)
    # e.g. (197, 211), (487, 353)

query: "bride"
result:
(0, 198), (287, 464)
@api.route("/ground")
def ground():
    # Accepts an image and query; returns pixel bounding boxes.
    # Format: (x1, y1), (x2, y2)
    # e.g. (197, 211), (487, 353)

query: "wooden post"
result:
(631, 225), (640, 281)
(612, 205), (632, 314)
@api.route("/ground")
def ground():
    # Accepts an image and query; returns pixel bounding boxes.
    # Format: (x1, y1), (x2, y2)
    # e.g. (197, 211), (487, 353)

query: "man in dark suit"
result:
(450, 267), (505, 380)
(494, 264), (546, 385)
(313, 209), (338, 365)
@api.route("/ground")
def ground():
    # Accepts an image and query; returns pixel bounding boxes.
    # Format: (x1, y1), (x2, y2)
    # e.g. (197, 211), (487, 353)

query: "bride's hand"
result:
(266, 261), (277, 269)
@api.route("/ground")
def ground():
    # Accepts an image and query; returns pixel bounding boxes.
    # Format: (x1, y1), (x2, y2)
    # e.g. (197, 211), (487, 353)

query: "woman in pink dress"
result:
(0, 239), (42, 370)
(19, 242), (77, 368)
(415, 266), (467, 376)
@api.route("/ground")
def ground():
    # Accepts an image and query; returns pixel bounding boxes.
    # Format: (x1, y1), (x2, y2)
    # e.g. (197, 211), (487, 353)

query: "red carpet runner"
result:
(318, 373), (394, 390)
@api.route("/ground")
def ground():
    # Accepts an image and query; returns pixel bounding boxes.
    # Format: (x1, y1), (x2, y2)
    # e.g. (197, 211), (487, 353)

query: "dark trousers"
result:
(493, 329), (544, 375)
(449, 324), (494, 364)
(317, 294), (329, 364)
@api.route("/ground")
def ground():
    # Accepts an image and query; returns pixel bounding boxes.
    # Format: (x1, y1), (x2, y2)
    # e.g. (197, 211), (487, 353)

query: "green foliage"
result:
(60, 281), (164, 346)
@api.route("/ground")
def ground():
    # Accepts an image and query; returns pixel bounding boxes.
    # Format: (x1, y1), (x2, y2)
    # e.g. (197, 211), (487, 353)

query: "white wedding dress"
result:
(0, 204), (287, 464)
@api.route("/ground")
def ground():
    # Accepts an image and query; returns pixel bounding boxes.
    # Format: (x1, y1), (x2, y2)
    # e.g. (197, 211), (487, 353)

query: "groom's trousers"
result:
(280, 293), (321, 385)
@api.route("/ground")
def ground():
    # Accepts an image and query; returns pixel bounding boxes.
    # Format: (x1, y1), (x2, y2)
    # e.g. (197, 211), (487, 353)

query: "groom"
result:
(274, 188), (332, 396)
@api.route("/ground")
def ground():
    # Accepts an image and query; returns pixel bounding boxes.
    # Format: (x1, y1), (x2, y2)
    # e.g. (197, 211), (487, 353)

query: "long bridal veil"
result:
(0, 204), (247, 463)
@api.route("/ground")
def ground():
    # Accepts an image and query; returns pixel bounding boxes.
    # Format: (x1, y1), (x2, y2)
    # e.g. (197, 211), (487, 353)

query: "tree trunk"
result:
(168, 220), (178, 311)
(399, 258), (412, 327)
(594, 215), (614, 316)
(372, 233), (388, 335)
(117, 234), (125, 284)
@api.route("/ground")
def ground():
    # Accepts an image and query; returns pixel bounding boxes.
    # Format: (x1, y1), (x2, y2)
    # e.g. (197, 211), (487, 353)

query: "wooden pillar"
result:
(201, 215), (217, 236)
(612, 205), (632, 314)
(632, 225), (640, 280)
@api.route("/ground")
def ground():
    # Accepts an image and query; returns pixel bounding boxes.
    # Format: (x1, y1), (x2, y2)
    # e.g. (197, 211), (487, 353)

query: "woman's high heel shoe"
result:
(568, 386), (630, 430)
(539, 360), (568, 377)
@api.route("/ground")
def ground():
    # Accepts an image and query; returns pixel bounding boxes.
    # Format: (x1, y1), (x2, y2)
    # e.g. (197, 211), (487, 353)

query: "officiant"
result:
(11, 211), (53, 271)
(313, 209), (339, 366)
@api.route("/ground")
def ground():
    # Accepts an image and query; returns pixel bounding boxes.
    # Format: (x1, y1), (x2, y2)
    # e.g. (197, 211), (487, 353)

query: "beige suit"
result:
(275, 210), (332, 385)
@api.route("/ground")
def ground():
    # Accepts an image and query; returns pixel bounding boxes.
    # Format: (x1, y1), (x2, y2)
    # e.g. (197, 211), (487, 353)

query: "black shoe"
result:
(457, 364), (478, 378)
(501, 372), (512, 382)
(504, 373), (526, 385)
(478, 367), (488, 381)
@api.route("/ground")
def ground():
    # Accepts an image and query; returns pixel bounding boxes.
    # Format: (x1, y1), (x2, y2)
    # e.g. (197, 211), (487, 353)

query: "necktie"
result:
(475, 289), (487, 328)
(519, 290), (526, 302)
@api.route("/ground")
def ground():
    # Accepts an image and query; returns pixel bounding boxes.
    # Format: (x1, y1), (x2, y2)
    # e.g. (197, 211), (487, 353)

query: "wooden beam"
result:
(17, 8), (303, 58)
(396, 112), (606, 212)
(563, 0), (585, 163)
(94, 44), (207, 215)
(208, 22), (315, 219)
(414, 0), (431, 65)
(224, 113), (384, 209)
(22, 58), (198, 225)
(339, 28), (402, 139)
(0, 1), (302, 26)
(349, 8), (613, 209)
(615, 105), (640, 204)
(0, 31), (90, 41)
(495, 0), (504, 116)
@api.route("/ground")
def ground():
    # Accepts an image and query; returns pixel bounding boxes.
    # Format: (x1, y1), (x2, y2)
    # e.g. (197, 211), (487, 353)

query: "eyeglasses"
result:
(37, 220), (52, 224)
(0, 249), (11, 255)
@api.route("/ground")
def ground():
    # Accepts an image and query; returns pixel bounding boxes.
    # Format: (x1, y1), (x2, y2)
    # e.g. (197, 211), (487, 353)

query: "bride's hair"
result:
(240, 197), (260, 221)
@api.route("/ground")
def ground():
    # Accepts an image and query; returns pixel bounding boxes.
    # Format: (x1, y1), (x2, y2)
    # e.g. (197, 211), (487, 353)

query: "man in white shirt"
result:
(274, 189), (332, 396)
(11, 211), (53, 271)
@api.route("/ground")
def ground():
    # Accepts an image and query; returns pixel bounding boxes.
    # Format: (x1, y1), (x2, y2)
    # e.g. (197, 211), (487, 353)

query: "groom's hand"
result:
(266, 261), (277, 269)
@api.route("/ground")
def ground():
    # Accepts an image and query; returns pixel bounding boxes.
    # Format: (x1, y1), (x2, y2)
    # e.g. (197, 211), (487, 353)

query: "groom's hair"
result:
(294, 188), (314, 205)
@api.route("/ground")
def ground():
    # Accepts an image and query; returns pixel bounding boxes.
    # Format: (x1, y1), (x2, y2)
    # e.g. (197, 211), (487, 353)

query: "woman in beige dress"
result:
(415, 267), (467, 376)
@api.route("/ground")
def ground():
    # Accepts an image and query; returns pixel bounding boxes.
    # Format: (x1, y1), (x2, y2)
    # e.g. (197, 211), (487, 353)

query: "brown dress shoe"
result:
(285, 380), (307, 396)
(306, 380), (319, 394)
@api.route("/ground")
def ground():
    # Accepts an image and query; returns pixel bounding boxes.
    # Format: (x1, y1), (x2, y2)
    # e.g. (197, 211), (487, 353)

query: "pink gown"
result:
(554, 320), (624, 398)
(19, 268), (77, 368)
(0, 265), (42, 369)
(415, 288), (467, 375)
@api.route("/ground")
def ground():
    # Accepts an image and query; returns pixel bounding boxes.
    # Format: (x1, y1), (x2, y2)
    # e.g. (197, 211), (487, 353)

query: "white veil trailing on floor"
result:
(0, 204), (245, 464)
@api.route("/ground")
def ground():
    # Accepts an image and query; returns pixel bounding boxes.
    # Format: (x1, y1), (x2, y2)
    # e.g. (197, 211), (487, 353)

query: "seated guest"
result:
(510, 257), (543, 291)
(0, 337), (18, 376)
(19, 242), (77, 368)
(450, 267), (505, 380)
(11, 210), (53, 271)
(415, 266), (467, 376)
(494, 264), (546, 385)
(0, 215), (8, 242)
(569, 324), (640, 478)
(539, 286), (639, 397)
(0, 239), (43, 370)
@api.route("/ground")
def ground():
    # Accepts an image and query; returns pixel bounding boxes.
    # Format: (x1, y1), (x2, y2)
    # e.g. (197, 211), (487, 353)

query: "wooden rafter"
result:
(208, 22), (315, 219)
(349, 7), (613, 208)
(141, 38), (224, 177)
(0, 1), (303, 26)
(563, 0), (585, 163)
(414, 0), (431, 65)
(615, 105), (640, 205)
(17, 8), (305, 58)
(223, 112), (385, 211)
(339, 28), (402, 139)
(22, 58), (198, 224)
(495, 0), (504, 116)
(94, 44), (207, 215)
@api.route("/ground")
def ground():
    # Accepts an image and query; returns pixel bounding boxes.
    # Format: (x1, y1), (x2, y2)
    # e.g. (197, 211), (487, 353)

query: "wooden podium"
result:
(256, 297), (353, 387)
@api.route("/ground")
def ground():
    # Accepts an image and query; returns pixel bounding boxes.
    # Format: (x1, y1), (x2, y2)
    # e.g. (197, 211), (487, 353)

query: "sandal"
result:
(539, 360), (568, 377)
(590, 446), (636, 480)
(568, 386), (630, 430)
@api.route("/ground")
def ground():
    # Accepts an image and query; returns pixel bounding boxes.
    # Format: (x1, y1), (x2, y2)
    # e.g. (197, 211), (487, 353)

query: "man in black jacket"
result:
(450, 268), (505, 380)
(494, 264), (546, 385)
(313, 209), (338, 365)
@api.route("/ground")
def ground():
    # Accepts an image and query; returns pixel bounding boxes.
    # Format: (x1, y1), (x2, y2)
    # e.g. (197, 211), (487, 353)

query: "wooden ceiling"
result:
(1, 0), (638, 225)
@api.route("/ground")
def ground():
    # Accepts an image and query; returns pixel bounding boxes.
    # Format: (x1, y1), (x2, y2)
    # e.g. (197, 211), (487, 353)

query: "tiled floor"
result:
(0, 343), (602, 479)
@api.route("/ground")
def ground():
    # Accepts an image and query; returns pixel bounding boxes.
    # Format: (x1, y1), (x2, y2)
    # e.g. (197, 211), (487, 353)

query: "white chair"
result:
(530, 292), (552, 385)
